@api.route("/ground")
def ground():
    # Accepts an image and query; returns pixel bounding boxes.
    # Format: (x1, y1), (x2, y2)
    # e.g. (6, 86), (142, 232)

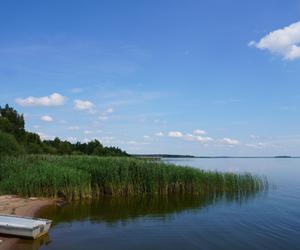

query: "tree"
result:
(25, 132), (42, 145)
(26, 143), (43, 154)
(86, 140), (103, 155)
(57, 141), (72, 155)
(0, 131), (24, 156)
(0, 105), (25, 141)
(0, 104), (129, 157)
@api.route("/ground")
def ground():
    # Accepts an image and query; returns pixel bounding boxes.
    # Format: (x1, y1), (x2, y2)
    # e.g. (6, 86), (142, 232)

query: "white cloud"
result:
(82, 130), (102, 135)
(184, 134), (196, 141)
(221, 138), (240, 145)
(104, 107), (114, 114)
(16, 93), (66, 107)
(98, 116), (108, 121)
(194, 136), (213, 142)
(74, 99), (95, 112)
(193, 129), (207, 135)
(168, 131), (183, 138)
(40, 115), (53, 122)
(82, 138), (92, 143)
(249, 21), (300, 60)
(168, 131), (213, 143)
(250, 134), (260, 139)
(143, 135), (150, 139)
(155, 132), (164, 137)
(184, 134), (213, 143)
(127, 140), (150, 145)
(37, 132), (54, 140)
(66, 136), (77, 143)
(101, 136), (115, 141)
(99, 107), (114, 120)
(68, 126), (80, 130)
(245, 142), (266, 148)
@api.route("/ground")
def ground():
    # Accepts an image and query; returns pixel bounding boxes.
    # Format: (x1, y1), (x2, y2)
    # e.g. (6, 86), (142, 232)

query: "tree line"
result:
(0, 104), (128, 156)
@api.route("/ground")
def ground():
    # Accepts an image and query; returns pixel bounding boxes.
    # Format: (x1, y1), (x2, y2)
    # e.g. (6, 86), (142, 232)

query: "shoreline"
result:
(0, 195), (55, 250)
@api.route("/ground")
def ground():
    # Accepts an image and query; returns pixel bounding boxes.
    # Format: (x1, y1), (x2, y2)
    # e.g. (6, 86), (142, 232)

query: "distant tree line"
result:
(0, 104), (129, 156)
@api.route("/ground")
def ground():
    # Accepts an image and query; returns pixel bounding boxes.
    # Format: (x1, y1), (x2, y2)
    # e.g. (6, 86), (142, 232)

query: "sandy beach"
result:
(0, 195), (54, 250)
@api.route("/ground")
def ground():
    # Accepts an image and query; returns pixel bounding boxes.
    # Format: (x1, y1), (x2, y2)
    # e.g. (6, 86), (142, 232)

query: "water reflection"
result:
(39, 190), (264, 226)
(15, 179), (266, 250)
(14, 234), (51, 250)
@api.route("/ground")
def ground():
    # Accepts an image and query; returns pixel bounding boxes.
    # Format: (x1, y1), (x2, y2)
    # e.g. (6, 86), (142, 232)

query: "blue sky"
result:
(1, 0), (300, 156)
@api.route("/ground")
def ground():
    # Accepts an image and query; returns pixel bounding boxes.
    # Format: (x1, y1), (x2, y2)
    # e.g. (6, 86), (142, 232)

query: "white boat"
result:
(0, 214), (52, 239)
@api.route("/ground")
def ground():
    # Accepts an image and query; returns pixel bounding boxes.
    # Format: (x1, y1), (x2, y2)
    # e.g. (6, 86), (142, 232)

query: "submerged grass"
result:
(0, 155), (267, 200)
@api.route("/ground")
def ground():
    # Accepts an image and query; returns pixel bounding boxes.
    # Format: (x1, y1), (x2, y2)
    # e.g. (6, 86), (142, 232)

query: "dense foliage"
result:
(0, 104), (128, 156)
(0, 155), (267, 200)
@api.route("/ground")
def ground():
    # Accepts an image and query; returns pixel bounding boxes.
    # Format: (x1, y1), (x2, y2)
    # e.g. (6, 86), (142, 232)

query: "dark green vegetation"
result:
(0, 104), (128, 156)
(0, 155), (267, 200)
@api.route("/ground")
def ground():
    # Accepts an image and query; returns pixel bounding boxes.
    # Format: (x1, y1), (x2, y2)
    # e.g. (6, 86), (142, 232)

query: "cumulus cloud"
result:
(16, 93), (66, 107)
(168, 131), (213, 143)
(184, 134), (213, 142)
(168, 131), (183, 138)
(249, 21), (300, 60)
(193, 129), (207, 135)
(155, 132), (164, 137)
(40, 115), (53, 122)
(74, 99), (95, 112)
(194, 136), (213, 142)
(221, 138), (240, 145)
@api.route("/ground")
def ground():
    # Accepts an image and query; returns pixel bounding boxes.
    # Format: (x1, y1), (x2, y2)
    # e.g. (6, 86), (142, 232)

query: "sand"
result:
(0, 195), (54, 250)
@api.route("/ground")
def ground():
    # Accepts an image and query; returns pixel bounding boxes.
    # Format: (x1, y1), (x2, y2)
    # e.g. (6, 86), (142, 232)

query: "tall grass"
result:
(0, 155), (267, 200)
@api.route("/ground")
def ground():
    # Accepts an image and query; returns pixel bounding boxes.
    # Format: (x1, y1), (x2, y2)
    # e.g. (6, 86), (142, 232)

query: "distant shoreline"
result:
(133, 154), (299, 159)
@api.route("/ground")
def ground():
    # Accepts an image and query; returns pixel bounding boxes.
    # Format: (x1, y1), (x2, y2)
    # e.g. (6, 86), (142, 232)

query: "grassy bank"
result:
(0, 155), (267, 200)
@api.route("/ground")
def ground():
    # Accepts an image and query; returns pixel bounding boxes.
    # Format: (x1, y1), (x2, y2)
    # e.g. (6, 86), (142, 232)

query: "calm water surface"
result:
(17, 158), (300, 250)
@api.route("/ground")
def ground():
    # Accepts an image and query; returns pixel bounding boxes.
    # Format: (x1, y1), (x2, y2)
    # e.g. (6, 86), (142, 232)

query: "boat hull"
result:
(0, 214), (52, 239)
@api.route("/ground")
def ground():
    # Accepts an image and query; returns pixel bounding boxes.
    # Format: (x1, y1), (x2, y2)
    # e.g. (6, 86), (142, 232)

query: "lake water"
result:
(17, 158), (300, 250)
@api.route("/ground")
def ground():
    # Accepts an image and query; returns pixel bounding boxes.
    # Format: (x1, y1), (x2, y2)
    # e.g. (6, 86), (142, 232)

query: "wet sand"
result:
(0, 195), (54, 250)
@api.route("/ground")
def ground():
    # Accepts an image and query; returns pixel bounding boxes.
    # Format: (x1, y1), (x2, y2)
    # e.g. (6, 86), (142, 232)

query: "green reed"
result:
(0, 155), (267, 200)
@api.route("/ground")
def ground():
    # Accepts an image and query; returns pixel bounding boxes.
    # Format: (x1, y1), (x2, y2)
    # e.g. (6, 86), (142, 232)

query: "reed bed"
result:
(0, 155), (267, 200)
